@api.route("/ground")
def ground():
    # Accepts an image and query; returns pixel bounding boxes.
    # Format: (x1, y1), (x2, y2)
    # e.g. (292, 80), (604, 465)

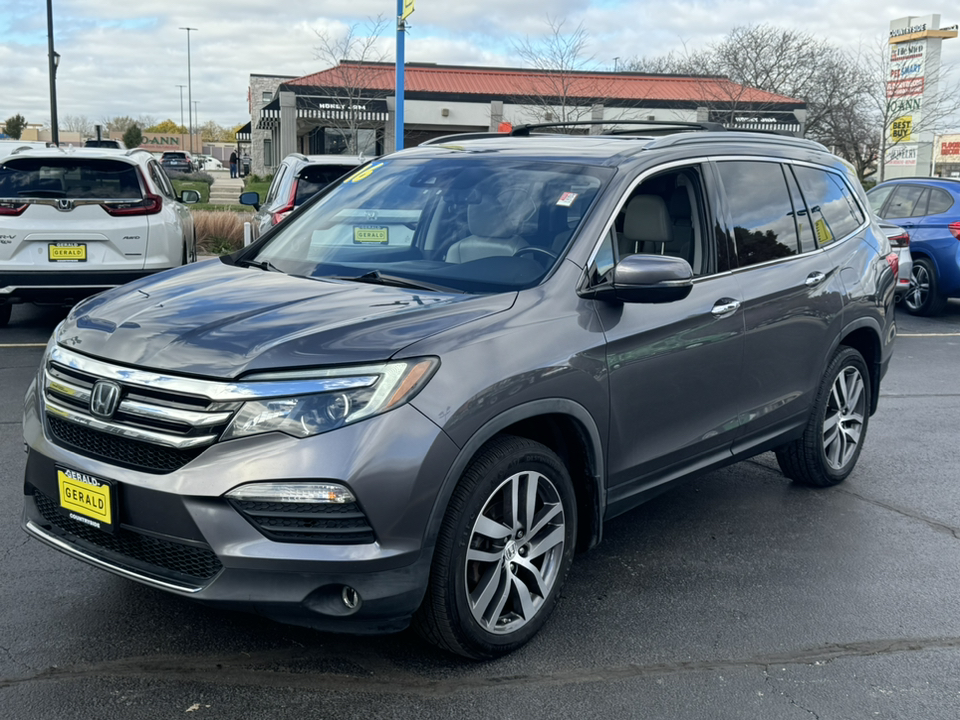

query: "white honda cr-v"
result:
(0, 146), (200, 327)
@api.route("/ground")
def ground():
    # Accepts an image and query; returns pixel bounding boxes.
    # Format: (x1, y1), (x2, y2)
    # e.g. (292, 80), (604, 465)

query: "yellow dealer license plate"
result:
(353, 226), (389, 244)
(57, 468), (114, 532)
(48, 243), (87, 262)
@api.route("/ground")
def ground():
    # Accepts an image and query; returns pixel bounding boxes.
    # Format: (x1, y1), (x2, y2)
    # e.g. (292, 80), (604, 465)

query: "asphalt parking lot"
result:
(1, 300), (959, 719)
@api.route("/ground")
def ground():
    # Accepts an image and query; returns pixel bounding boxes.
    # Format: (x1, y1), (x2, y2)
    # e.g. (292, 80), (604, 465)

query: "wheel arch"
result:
(832, 319), (883, 415)
(423, 399), (605, 558)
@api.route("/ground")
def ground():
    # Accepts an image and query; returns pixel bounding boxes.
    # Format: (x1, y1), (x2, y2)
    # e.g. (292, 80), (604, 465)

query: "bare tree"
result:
(313, 16), (391, 154)
(102, 115), (157, 134)
(626, 25), (868, 141)
(60, 114), (93, 135)
(511, 17), (618, 124)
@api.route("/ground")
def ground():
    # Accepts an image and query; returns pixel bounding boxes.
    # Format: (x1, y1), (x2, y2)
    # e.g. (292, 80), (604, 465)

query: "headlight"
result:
(221, 357), (438, 440)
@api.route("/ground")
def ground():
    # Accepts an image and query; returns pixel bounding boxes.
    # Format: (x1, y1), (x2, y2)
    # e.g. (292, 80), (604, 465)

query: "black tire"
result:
(0, 303), (10, 328)
(414, 435), (577, 660)
(776, 346), (870, 487)
(903, 256), (948, 316)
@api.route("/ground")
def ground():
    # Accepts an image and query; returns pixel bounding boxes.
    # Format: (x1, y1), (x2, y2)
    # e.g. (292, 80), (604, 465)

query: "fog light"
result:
(341, 586), (361, 610)
(225, 482), (356, 504)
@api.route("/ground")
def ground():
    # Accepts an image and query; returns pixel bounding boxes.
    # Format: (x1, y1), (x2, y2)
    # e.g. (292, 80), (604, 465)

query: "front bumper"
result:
(21, 385), (459, 633)
(0, 270), (169, 305)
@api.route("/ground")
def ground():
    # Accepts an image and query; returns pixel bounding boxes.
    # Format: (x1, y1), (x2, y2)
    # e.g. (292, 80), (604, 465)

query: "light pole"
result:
(46, 0), (60, 145)
(176, 84), (186, 131)
(193, 101), (199, 151)
(179, 27), (197, 154)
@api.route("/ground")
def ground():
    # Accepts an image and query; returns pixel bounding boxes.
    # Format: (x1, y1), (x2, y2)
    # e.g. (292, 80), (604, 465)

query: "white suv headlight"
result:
(221, 357), (438, 440)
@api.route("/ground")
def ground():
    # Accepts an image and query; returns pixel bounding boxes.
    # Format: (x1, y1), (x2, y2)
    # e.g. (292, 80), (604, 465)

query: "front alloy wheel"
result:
(821, 365), (866, 471)
(415, 436), (577, 659)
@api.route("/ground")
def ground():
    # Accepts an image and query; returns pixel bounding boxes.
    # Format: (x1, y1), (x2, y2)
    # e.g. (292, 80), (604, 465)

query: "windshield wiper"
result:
(333, 270), (460, 293)
(237, 258), (283, 273)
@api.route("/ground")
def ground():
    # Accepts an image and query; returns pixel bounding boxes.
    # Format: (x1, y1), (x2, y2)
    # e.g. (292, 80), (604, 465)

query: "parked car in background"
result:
(197, 155), (223, 171)
(0, 140), (50, 158)
(20, 125), (896, 658)
(160, 151), (195, 175)
(878, 220), (913, 301)
(84, 139), (126, 150)
(0, 147), (200, 326)
(867, 177), (960, 315)
(239, 153), (364, 238)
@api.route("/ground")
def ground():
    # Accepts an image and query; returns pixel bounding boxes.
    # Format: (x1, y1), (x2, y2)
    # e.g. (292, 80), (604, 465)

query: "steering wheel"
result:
(513, 246), (558, 262)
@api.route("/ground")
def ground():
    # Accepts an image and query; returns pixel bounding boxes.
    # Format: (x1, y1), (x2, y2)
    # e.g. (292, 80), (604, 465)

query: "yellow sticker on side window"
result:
(814, 218), (833, 245)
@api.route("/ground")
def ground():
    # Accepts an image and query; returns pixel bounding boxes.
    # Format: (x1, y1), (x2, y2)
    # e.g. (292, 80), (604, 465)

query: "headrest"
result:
(468, 189), (536, 238)
(623, 195), (671, 243)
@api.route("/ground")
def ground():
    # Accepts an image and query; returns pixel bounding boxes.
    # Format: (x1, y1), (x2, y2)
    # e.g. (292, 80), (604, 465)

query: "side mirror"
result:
(239, 191), (261, 211)
(180, 189), (201, 204)
(582, 254), (694, 303)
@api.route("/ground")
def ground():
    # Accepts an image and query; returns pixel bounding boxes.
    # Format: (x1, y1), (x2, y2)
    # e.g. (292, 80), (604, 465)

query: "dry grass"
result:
(193, 211), (247, 254)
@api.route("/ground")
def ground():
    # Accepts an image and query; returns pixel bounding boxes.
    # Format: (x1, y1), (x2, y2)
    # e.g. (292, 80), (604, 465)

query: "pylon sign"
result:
(884, 14), (958, 178)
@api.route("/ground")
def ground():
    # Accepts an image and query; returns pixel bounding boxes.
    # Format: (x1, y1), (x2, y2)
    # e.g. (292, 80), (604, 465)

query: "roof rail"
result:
(125, 148), (153, 157)
(420, 132), (510, 145)
(510, 120), (726, 136)
(643, 131), (827, 152)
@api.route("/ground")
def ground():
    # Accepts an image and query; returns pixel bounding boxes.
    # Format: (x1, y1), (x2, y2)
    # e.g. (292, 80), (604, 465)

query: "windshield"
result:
(0, 158), (142, 199)
(250, 156), (611, 293)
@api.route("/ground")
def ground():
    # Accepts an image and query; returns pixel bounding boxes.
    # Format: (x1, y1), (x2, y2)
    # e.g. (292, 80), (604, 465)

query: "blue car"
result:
(867, 177), (960, 315)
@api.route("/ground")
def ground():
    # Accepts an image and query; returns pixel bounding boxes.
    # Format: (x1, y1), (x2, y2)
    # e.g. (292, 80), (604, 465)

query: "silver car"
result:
(878, 220), (913, 301)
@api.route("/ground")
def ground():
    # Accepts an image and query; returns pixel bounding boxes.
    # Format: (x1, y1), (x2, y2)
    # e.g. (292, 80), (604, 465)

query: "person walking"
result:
(229, 151), (238, 179)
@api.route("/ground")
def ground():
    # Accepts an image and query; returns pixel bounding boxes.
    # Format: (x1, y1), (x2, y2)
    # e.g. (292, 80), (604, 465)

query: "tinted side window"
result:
(927, 188), (955, 215)
(264, 165), (288, 205)
(866, 185), (895, 214)
(792, 166), (865, 247)
(149, 161), (174, 198)
(885, 185), (927, 219)
(716, 161), (798, 267)
(295, 165), (357, 205)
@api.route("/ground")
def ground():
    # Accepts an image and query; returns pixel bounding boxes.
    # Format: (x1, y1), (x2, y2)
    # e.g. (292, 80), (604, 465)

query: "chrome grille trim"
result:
(117, 397), (234, 427)
(49, 346), (379, 401)
(44, 396), (218, 450)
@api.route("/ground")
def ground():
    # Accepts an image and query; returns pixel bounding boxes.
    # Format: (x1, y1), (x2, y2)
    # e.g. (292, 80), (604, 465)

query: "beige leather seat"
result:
(445, 189), (535, 263)
(618, 194), (672, 258)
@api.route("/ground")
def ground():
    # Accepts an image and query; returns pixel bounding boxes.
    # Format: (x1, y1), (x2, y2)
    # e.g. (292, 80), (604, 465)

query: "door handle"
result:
(805, 272), (826, 287)
(711, 298), (741, 316)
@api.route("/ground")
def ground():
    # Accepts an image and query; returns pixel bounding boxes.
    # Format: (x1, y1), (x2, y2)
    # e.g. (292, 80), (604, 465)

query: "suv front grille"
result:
(33, 491), (223, 584)
(229, 499), (376, 544)
(43, 351), (239, 474)
(47, 416), (205, 473)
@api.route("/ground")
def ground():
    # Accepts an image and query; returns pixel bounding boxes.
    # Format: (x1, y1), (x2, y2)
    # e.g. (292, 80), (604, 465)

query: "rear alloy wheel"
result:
(903, 257), (948, 316)
(0, 303), (10, 328)
(776, 346), (870, 487)
(415, 436), (577, 659)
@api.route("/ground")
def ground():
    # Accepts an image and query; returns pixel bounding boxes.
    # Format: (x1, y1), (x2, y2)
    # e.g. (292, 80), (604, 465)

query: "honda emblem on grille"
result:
(57, 199), (75, 212)
(90, 380), (122, 418)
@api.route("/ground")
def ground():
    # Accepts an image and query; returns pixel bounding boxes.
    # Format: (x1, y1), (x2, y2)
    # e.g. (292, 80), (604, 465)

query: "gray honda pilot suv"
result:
(21, 124), (897, 659)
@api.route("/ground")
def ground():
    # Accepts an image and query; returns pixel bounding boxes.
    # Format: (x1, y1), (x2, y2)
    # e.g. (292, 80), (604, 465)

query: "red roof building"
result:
(245, 62), (805, 175)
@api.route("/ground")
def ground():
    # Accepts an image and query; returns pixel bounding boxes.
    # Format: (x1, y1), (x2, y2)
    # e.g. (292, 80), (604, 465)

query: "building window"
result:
(262, 91), (272, 102)
(263, 138), (274, 168)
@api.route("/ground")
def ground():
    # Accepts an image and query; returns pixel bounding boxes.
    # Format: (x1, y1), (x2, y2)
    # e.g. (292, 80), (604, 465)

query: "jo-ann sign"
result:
(136, 134), (201, 153)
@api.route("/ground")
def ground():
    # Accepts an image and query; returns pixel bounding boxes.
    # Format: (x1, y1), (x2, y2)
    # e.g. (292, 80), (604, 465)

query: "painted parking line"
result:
(898, 332), (960, 337)
(0, 343), (47, 348)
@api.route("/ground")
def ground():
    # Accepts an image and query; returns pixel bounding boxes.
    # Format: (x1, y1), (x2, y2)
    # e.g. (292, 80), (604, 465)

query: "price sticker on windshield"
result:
(354, 226), (389, 244)
(556, 192), (578, 207)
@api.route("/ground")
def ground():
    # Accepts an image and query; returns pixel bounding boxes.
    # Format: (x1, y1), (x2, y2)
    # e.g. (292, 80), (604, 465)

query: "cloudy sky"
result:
(2, 1), (958, 131)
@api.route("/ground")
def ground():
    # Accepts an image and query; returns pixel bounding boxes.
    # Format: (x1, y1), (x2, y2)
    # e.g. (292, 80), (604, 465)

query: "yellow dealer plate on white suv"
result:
(48, 243), (87, 261)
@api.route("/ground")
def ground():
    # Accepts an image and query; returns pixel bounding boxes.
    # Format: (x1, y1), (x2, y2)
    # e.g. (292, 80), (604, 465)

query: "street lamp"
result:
(176, 84), (186, 131)
(46, 0), (60, 145)
(179, 27), (197, 153)
(193, 101), (199, 151)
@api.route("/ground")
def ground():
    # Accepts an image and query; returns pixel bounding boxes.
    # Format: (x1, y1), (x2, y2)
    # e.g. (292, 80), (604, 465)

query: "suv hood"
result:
(59, 260), (515, 378)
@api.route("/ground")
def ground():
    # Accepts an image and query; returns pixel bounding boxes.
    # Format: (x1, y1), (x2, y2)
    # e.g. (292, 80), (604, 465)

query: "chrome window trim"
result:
(583, 153), (869, 276)
(24, 521), (204, 594)
(44, 395), (218, 449)
(49, 346), (380, 401)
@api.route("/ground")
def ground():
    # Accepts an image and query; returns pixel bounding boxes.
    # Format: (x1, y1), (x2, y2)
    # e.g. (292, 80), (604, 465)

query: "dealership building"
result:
(239, 62), (806, 177)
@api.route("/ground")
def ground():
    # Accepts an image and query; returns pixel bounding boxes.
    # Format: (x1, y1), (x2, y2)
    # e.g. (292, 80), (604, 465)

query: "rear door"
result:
(0, 157), (149, 271)
(713, 160), (851, 450)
